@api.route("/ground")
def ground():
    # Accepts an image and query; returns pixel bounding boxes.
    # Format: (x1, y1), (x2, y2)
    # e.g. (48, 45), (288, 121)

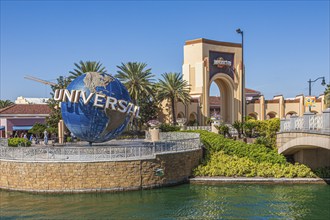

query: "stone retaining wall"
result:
(0, 149), (202, 193)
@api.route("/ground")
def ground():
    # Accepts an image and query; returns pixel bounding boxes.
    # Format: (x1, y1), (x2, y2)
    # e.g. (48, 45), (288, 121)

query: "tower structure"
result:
(182, 38), (244, 124)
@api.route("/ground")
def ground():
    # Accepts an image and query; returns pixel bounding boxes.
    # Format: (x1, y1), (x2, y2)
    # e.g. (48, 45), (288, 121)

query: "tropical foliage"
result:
(8, 138), (31, 147)
(194, 151), (315, 178)
(46, 76), (71, 132)
(0, 99), (14, 109)
(116, 62), (154, 105)
(29, 123), (47, 137)
(68, 60), (107, 80)
(184, 130), (315, 178)
(159, 123), (180, 132)
(138, 95), (159, 127)
(156, 72), (191, 125)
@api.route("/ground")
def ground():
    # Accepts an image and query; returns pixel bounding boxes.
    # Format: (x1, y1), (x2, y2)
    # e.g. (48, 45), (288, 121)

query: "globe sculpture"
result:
(60, 72), (132, 143)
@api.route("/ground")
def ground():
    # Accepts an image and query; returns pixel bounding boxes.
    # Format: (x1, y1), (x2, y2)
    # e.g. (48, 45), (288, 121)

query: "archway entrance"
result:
(209, 74), (235, 123)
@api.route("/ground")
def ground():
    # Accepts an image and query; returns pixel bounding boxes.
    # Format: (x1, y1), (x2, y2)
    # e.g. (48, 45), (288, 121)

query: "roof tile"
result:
(0, 104), (51, 115)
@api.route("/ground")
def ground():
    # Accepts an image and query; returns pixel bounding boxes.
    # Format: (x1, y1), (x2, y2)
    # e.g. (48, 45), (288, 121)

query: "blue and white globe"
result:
(61, 72), (131, 143)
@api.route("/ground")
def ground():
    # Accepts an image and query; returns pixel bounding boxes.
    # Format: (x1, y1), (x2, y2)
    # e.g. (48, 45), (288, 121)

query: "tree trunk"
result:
(171, 97), (176, 125)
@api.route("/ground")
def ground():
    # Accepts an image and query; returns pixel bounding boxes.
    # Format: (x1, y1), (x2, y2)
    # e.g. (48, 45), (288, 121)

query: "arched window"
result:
(248, 112), (258, 120)
(266, 112), (277, 119)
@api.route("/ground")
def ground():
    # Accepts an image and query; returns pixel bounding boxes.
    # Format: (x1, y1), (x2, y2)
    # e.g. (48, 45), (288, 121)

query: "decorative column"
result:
(260, 95), (265, 120)
(302, 111), (314, 131)
(290, 115), (298, 130)
(149, 128), (160, 142)
(322, 108), (330, 133)
(58, 120), (64, 144)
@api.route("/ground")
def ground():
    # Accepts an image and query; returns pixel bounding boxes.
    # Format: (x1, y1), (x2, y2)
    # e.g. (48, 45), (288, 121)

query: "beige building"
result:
(160, 38), (244, 125)
(159, 38), (326, 125)
(247, 94), (326, 120)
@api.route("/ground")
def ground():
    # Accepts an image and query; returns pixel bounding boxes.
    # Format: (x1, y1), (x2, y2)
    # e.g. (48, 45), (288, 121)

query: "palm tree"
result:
(115, 62), (154, 104)
(0, 100), (14, 109)
(156, 72), (191, 125)
(68, 61), (107, 80)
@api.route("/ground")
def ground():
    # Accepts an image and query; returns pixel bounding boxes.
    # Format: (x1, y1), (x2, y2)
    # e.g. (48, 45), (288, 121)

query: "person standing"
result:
(44, 130), (48, 145)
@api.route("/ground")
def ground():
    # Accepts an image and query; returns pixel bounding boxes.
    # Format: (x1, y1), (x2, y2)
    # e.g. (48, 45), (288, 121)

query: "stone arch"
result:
(177, 112), (185, 119)
(208, 73), (235, 123)
(286, 111), (298, 118)
(266, 111), (277, 119)
(278, 136), (330, 155)
(248, 112), (258, 120)
(188, 112), (197, 125)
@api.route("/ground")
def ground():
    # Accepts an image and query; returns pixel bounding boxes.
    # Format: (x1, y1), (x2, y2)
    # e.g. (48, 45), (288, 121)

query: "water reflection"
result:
(1, 184), (329, 219)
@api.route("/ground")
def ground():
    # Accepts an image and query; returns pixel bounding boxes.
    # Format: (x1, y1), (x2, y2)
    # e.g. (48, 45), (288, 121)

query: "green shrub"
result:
(253, 118), (280, 148)
(8, 138), (31, 147)
(66, 137), (72, 142)
(160, 123), (180, 132)
(254, 136), (273, 149)
(215, 124), (230, 137)
(313, 166), (330, 178)
(183, 130), (286, 164)
(194, 151), (315, 178)
(116, 131), (145, 139)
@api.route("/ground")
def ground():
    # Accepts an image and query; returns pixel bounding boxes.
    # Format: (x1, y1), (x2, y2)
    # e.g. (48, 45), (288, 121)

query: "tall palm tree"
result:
(0, 100), (14, 109)
(68, 61), (107, 80)
(156, 72), (191, 125)
(115, 62), (154, 104)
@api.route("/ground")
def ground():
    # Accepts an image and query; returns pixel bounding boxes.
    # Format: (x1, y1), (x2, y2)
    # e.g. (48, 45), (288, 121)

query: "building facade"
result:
(160, 38), (244, 124)
(0, 104), (51, 138)
(159, 38), (326, 125)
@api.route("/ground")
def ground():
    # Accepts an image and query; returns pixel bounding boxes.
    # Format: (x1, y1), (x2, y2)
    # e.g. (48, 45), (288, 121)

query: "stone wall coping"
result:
(277, 131), (330, 136)
(190, 177), (330, 184)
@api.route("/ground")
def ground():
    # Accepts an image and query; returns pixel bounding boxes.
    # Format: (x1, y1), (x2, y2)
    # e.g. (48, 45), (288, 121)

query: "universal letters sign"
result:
(54, 89), (140, 118)
(213, 57), (232, 68)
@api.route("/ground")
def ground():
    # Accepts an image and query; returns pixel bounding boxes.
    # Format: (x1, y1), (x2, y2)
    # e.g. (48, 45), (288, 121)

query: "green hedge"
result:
(313, 166), (330, 178)
(183, 130), (317, 178)
(184, 130), (286, 164)
(194, 151), (315, 178)
(8, 138), (31, 147)
(160, 123), (180, 132)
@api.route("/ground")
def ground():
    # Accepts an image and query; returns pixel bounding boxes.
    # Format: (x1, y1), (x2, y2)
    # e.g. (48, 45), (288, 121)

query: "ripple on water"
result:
(0, 184), (329, 219)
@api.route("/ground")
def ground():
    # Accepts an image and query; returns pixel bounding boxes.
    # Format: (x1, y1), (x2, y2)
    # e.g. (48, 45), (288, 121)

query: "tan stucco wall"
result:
(246, 95), (325, 121)
(182, 39), (243, 124)
(0, 149), (202, 193)
(294, 149), (330, 169)
(277, 132), (330, 169)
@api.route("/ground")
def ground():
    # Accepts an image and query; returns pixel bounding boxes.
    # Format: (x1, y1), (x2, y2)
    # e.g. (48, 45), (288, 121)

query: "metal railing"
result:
(0, 133), (201, 162)
(186, 126), (211, 131)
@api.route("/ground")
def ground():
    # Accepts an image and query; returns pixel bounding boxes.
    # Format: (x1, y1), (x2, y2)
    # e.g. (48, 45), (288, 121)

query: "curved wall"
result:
(0, 149), (202, 193)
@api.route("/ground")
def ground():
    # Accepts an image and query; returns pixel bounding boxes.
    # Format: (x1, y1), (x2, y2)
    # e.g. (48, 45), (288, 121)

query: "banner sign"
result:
(305, 96), (316, 107)
(209, 51), (235, 80)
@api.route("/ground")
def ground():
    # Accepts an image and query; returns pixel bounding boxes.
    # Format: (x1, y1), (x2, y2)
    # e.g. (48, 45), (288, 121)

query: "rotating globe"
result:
(60, 72), (132, 143)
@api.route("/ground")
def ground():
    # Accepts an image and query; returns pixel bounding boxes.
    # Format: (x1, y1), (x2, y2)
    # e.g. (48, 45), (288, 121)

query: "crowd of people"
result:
(13, 130), (49, 145)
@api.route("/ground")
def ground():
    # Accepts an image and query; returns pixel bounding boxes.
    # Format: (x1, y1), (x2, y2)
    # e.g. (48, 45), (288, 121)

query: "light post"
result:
(307, 76), (326, 112)
(236, 28), (245, 121)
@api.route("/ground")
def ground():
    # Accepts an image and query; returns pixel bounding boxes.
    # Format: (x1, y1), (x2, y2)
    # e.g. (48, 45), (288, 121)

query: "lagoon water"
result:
(1, 184), (329, 219)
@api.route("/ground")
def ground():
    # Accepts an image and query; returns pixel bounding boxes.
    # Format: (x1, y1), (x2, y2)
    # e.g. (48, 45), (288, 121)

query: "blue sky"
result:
(0, 0), (329, 101)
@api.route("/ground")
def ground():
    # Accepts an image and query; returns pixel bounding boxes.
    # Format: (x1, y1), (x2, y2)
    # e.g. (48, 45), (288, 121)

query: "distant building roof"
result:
(0, 104), (51, 115)
(209, 96), (221, 106)
(15, 96), (49, 104)
(245, 88), (261, 95)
